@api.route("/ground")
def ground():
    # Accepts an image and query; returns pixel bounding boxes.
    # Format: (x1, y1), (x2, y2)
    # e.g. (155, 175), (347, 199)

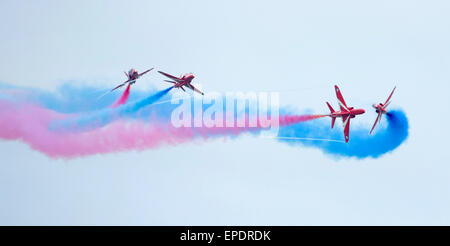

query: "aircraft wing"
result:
(138, 67), (154, 77)
(189, 84), (204, 95)
(370, 111), (383, 135)
(158, 71), (183, 82)
(334, 85), (349, 112)
(97, 78), (135, 100)
(110, 79), (135, 92)
(342, 115), (348, 124)
(343, 116), (351, 142)
(110, 82), (127, 92)
(384, 86), (396, 106)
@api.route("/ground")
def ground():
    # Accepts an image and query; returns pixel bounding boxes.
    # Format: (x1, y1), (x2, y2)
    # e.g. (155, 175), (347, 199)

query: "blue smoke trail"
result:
(277, 109), (409, 158)
(51, 87), (173, 132)
(0, 82), (269, 124)
(0, 81), (158, 113)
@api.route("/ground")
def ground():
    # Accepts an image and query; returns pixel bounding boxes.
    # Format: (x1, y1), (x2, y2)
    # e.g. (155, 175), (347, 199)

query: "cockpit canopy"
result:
(128, 68), (137, 75)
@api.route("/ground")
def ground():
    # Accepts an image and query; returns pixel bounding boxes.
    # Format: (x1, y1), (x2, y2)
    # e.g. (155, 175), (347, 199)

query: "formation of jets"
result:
(325, 85), (396, 142)
(103, 68), (204, 97)
(103, 67), (397, 143)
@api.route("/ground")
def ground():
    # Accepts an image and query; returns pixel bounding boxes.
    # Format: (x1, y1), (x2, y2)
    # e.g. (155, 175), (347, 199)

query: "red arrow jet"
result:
(109, 68), (154, 92)
(98, 68), (153, 99)
(326, 85), (365, 142)
(158, 71), (204, 95)
(370, 86), (396, 134)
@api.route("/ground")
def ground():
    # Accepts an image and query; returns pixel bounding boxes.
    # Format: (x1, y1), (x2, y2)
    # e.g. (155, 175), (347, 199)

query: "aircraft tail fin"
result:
(326, 102), (335, 113)
(327, 102), (336, 128)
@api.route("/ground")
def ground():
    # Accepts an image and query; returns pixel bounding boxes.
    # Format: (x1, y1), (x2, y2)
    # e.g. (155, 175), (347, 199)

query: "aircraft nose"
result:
(361, 109), (366, 114)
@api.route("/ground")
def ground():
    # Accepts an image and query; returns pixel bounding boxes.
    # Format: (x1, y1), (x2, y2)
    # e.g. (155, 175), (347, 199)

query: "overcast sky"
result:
(0, 0), (449, 225)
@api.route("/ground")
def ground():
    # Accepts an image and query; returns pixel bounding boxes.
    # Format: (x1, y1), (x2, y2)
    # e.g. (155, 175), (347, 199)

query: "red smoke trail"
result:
(279, 114), (328, 126)
(0, 96), (329, 158)
(111, 84), (131, 108)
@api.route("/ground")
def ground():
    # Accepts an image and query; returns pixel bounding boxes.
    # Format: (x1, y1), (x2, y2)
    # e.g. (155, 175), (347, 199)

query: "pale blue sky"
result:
(0, 0), (449, 225)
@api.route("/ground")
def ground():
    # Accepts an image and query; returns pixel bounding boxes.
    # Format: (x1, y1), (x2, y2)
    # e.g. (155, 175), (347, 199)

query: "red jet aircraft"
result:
(326, 85), (365, 142)
(370, 86), (396, 134)
(158, 71), (204, 95)
(108, 68), (154, 92)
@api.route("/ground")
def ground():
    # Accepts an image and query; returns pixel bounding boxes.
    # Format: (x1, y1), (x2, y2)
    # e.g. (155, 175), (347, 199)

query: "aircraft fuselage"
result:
(174, 74), (194, 88)
(330, 108), (365, 118)
(373, 103), (387, 114)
